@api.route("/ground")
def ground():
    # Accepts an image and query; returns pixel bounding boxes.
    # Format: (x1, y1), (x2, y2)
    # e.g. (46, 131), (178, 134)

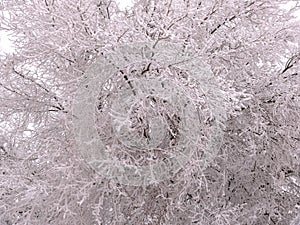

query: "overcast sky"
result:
(117, 0), (134, 10)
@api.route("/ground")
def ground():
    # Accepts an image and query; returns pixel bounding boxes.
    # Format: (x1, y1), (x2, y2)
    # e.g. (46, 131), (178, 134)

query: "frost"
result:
(0, 0), (299, 224)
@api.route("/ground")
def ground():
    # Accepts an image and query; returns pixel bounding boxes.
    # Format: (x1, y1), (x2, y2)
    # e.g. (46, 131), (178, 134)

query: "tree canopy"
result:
(0, 0), (299, 224)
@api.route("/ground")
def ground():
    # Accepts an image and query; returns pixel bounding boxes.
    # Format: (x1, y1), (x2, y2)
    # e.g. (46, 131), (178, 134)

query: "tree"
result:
(0, 0), (299, 224)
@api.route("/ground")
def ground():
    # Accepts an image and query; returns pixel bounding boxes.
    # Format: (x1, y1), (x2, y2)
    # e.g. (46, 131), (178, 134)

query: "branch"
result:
(77, 6), (92, 36)
(210, 1), (255, 35)
(12, 67), (66, 112)
(117, 29), (129, 42)
(166, 13), (188, 30)
(210, 15), (236, 35)
(281, 54), (299, 74)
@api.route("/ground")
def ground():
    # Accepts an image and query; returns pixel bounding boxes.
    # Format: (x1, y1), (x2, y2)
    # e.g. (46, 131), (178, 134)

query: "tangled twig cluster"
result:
(72, 42), (226, 186)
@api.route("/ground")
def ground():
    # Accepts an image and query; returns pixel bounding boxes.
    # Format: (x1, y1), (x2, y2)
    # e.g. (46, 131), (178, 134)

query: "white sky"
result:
(116, 0), (134, 10)
(0, 10), (14, 55)
(0, 31), (14, 55)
